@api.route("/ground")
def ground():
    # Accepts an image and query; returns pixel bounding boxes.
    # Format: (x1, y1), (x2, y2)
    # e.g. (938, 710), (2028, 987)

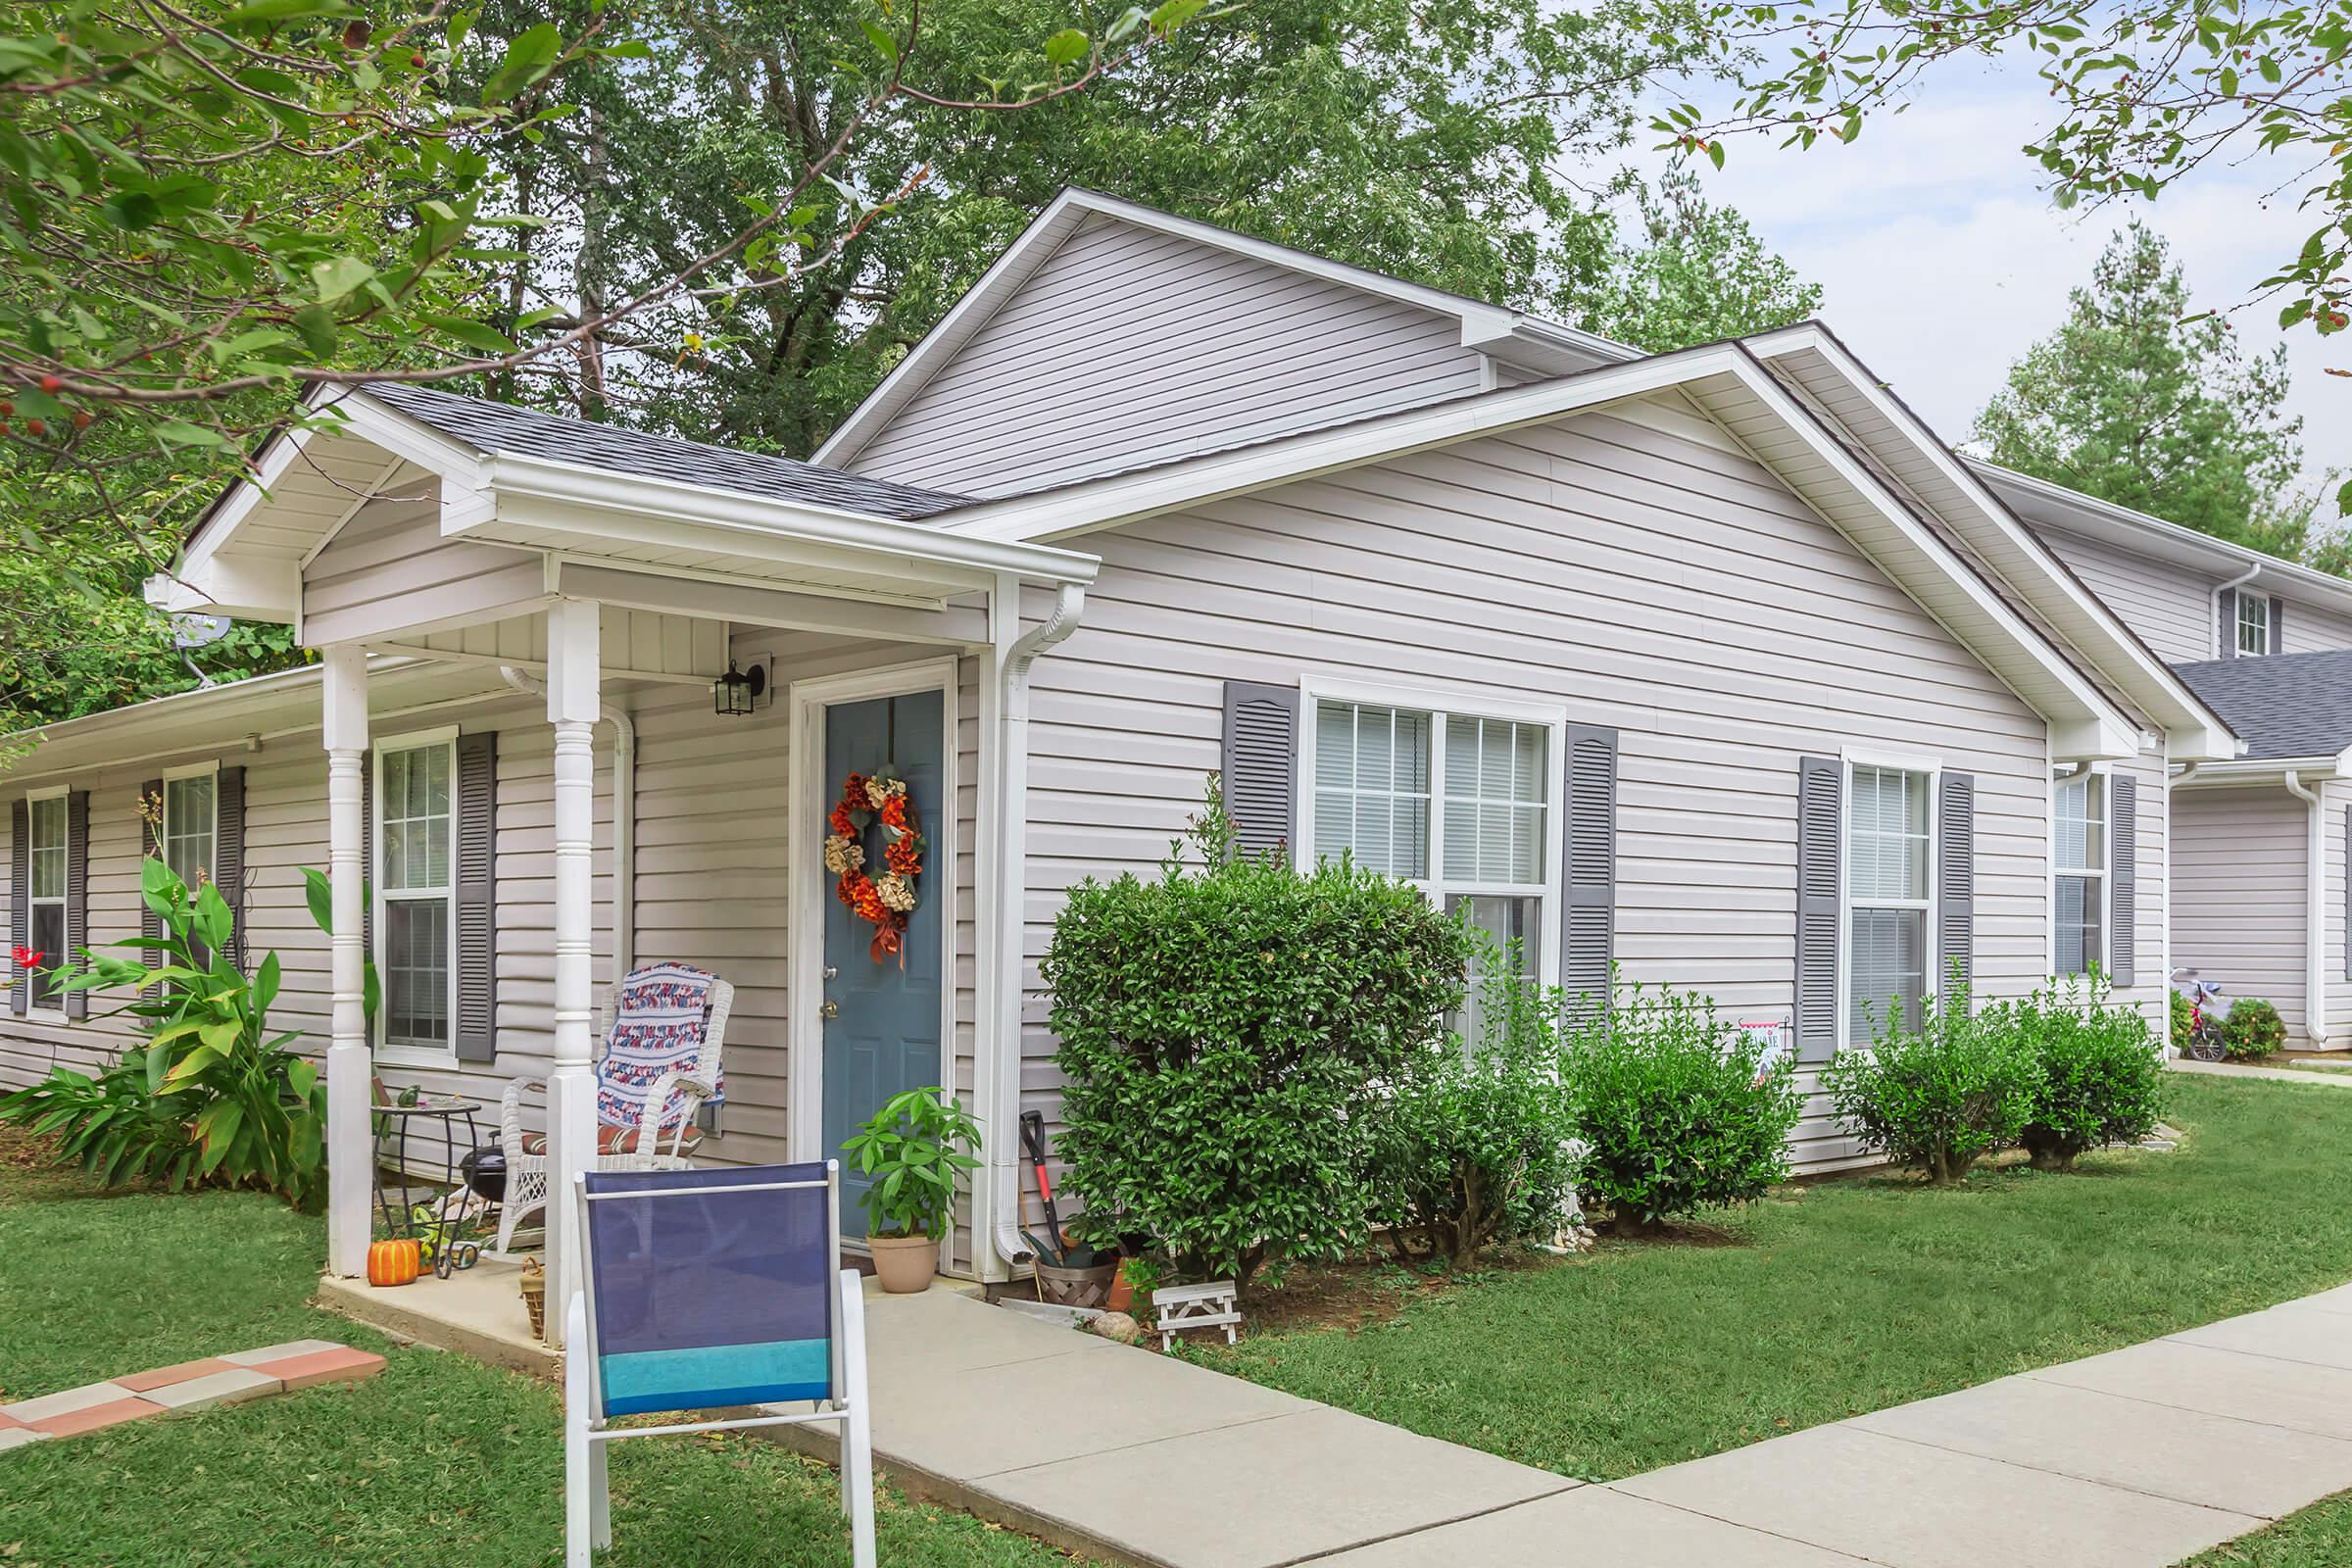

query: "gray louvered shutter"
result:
(2109, 775), (2136, 987)
(215, 766), (246, 973)
(453, 731), (498, 1062)
(1561, 725), (1618, 1019)
(360, 750), (373, 956)
(63, 791), (88, 1019)
(139, 777), (164, 969)
(2270, 596), (2284, 655)
(2344, 806), (2351, 982)
(1937, 773), (1975, 1007)
(1221, 681), (1299, 859)
(9, 799), (26, 1016)
(2218, 588), (2237, 658)
(1794, 757), (1842, 1060)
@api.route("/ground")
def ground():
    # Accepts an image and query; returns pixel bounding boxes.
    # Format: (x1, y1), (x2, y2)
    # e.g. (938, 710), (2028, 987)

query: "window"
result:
(161, 772), (216, 891)
(2055, 773), (2105, 976)
(1310, 695), (1553, 1006)
(1847, 764), (1932, 1044)
(2237, 594), (2270, 657)
(377, 739), (455, 1053)
(26, 794), (65, 1012)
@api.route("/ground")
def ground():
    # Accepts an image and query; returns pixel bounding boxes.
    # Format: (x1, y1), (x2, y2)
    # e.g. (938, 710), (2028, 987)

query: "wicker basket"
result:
(1035, 1256), (1120, 1310)
(520, 1256), (546, 1340)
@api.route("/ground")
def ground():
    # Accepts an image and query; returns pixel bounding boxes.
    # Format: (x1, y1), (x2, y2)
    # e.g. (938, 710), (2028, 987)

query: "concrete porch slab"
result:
(975, 1403), (1577, 1568)
(1307, 1483), (1877, 1567)
(1612, 1423), (2256, 1568)
(317, 1261), (555, 1377)
(1854, 1372), (2352, 1518)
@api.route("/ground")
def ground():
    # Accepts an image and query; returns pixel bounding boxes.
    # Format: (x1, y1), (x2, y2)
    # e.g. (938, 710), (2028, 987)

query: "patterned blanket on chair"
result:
(595, 962), (722, 1137)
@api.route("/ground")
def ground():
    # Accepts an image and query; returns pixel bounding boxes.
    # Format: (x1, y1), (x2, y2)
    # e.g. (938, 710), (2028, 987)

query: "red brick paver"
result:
(0, 1339), (382, 1454)
(260, 1347), (385, 1391)
(27, 1396), (165, 1439)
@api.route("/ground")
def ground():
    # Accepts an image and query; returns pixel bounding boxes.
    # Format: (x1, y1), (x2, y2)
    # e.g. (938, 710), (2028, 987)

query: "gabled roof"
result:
(809, 187), (1642, 471)
(2173, 649), (2352, 761)
(356, 383), (971, 521)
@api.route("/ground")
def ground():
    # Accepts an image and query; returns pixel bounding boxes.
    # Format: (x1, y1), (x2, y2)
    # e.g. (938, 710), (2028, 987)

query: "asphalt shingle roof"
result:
(2172, 649), (2352, 760)
(355, 382), (973, 521)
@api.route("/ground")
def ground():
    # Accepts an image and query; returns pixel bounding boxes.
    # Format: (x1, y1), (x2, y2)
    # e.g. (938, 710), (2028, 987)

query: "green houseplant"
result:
(841, 1086), (981, 1294)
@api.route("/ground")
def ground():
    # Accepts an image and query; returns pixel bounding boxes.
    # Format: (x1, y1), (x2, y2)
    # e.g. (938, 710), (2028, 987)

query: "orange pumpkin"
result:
(368, 1238), (421, 1287)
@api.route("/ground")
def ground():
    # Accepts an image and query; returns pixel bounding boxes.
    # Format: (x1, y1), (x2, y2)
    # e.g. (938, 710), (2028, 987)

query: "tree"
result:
(1647, 0), (2352, 407)
(1579, 167), (1823, 350)
(1972, 222), (2307, 552)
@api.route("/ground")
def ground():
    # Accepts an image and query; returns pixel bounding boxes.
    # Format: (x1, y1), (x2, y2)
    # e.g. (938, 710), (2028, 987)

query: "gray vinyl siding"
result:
(2174, 785), (2308, 1036)
(2281, 600), (2352, 657)
(2031, 526), (2218, 663)
(1014, 402), (2099, 1171)
(303, 491), (543, 647)
(844, 213), (1488, 497)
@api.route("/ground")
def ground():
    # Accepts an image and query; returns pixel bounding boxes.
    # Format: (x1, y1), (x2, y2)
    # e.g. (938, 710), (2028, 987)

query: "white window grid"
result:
(162, 771), (217, 892)
(2054, 772), (2107, 976)
(2237, 594), (2270, 657)
(1845, 762), (1936, 1045)
(374, 736), (458, 1056)
(26, 792), (67, 1015)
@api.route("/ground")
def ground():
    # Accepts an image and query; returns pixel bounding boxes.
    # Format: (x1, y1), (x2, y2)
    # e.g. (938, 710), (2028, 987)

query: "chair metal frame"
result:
(564, 1160), (873, 1568)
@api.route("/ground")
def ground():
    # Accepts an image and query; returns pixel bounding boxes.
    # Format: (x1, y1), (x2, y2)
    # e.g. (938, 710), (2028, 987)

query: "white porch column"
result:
(322, 645), (371, 1278)
(545, 598), (602, 1341)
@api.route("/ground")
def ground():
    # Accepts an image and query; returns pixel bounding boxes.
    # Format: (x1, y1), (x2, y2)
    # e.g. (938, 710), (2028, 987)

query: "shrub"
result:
(0, 858), (324, 1204)
(2006, 979), (2166, 1170)
(1362, 939), (1583, 1265)
(1044, 784), (1470, 1289)
(1822, 978), (2037, 1185)
(2169, 986), (2193, 1053)
(1563, 978), (1802, 1231)
(2223, 998), (2287, 1060)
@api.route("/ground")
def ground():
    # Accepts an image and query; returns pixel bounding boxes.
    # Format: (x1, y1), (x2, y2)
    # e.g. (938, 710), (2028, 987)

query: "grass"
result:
(2181, 1494), (2352, 1566)
(0, 1129), (1065, 1568)
(1203, 1074), (2352, 1483)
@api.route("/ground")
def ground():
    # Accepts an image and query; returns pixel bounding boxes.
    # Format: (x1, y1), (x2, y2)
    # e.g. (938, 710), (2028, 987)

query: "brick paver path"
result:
(0, 1339), (382, 1450)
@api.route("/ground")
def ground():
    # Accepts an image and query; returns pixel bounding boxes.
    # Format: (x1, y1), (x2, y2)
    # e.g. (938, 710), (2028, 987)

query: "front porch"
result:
(157, 383), (1102, 1342)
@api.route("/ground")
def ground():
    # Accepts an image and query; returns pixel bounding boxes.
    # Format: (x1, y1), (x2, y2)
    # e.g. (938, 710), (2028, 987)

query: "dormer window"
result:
(2237, 593), (2271, 657)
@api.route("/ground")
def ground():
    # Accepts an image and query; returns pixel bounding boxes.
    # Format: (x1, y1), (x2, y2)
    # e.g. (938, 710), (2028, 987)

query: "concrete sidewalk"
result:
(818, 1281), (2352, 1567)
(2172, 1057), (2352, 1087)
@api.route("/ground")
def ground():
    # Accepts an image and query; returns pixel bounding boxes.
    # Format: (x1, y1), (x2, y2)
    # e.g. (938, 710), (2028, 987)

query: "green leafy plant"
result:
(2223, 998), (2288, 1061)
(2007, 978), (2166, 1171)
(0, 858), (323, 1204)
(299, 865), (380, 1027)
(1564, 974), (1801, 1231)
(1363, 935), (1583, 1265)
(840, 1086), (981, 1240)
(1044, 780), (1470, 1290)
(2170, 986), (2195, 1052)
(1822, 972), (2039, 1185)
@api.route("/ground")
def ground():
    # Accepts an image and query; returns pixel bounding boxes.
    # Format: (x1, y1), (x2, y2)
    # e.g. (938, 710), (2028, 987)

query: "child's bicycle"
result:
(2170, 967), (2230, 1062)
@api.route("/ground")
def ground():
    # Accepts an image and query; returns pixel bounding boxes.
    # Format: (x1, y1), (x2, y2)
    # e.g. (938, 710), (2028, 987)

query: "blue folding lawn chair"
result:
(565, 1161), (874, 1568)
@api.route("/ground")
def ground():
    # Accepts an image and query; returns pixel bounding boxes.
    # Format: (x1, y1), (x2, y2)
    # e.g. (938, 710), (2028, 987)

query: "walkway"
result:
(2171, 1057), (2352, 1087)
(0, 1340), (384, 1449)
(831, 1283), (2352, 1567)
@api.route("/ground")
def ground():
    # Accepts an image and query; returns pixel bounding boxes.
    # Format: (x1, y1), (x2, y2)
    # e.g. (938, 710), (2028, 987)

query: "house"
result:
(1973, 471), (2352, 1050)
(0, 190), (2239, 1315)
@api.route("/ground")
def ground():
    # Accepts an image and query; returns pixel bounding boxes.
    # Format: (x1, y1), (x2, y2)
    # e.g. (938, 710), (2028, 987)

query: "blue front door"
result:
(821, 689), (947, 1234)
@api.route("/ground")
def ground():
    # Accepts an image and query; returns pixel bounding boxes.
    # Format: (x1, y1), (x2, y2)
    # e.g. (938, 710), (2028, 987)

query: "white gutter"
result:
(2213, 560), (2262, 660)
(503, 666), (636, 979)
(987, 580), (1087, 1273)
(2283, 768), (2331, 1047)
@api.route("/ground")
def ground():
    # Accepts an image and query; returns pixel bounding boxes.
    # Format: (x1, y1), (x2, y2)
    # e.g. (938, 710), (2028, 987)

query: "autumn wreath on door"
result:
(825, 770), (925, 965)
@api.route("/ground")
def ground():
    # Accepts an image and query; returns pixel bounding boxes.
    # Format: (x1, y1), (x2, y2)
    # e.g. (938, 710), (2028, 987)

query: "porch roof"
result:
(2174, 649), (2352, 762)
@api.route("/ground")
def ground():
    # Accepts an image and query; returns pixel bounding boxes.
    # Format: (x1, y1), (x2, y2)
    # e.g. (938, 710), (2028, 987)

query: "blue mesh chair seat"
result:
(565, 1161), (874, 1568)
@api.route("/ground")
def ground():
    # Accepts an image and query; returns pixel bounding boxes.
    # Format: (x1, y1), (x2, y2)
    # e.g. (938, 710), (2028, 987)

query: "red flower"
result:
(10, 945), (42, 970)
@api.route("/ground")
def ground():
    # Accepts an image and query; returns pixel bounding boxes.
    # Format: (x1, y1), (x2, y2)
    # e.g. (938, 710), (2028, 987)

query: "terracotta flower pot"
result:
(869, 1232), (938, 1295)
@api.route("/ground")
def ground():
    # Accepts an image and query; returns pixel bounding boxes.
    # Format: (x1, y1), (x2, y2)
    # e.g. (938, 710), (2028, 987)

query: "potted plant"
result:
(842, 1086), (981, 1294)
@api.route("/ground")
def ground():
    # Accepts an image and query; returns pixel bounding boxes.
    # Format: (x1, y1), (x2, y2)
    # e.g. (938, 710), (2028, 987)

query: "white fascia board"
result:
(1741, 324), (2237, 751)
(938, 343), (1749, 544)
(468, 451), (1102, 591)
(177, 421), (317, 576)
(2175, 755), (2339, 787)
(144, 552), (302, 622)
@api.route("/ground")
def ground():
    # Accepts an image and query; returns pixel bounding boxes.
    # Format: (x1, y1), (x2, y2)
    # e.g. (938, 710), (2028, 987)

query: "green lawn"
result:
(2181, 1494), (2352, 1567)
(1205, 1074), (2352, 1483)
(0, 1134), (1063, 1568)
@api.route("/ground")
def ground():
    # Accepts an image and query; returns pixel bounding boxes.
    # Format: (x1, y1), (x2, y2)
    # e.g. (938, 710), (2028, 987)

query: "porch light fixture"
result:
(711, 658), (766, 717)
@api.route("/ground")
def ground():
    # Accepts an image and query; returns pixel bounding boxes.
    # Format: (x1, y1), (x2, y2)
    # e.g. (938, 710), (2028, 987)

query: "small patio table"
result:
(372, 1093), (486, 1241)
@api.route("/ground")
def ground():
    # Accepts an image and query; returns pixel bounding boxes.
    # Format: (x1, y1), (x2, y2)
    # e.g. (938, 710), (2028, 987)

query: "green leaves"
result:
(841, 1087), (982, 1238)
(482, 22), (564, 104)
(310, 256), (376, 305)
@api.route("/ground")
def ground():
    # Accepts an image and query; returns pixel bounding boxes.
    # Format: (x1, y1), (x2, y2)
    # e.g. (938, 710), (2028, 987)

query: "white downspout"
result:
(503, 666), (635, 980)
(989, 580), (1087, 1273)
(2283, 768), (2330, 1047)
(2213, 562), (2262, 659)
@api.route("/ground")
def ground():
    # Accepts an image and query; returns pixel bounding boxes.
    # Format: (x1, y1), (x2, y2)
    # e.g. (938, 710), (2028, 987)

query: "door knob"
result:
(818, 998), (840, 1020)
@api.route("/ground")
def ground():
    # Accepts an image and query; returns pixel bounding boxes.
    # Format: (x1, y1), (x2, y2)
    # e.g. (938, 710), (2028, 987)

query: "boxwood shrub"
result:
(1043, 787), (1469, 1289)
(1823, 979), (2038, 1185)
(2006, 980), (2165, 1170)
(1563, 979), (1801, 1232)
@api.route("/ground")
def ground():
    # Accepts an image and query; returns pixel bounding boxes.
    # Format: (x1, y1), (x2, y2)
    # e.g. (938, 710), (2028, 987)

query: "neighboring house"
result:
(1975, 467), (2352, 1050)
(0, 189), (2236, 1303)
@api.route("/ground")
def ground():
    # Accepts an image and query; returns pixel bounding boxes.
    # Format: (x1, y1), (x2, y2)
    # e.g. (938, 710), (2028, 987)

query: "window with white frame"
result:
(162, 772), (216, 892)
(1847, 764), (1933, 1044)
(26, 794), (66, 1011)
(1310, 697), (1552, 991)
(2055, 772), (2106, 976)
(376, 738), (455, 1052)
(2237, 594), (2270, 657)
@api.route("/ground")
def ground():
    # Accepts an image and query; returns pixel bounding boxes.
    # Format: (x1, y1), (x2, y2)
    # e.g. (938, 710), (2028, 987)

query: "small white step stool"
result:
(1152, 1280), (1240, 1351)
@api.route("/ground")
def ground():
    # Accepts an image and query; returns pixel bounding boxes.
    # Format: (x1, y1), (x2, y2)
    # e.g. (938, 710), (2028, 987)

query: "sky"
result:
(1622, 53), (2345, 493)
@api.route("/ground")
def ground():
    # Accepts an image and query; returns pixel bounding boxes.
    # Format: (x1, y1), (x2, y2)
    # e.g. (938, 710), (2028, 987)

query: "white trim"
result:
(1839, 756), (1940, 1050)
(371, 726), (462, 1066)
(1294, 672), (1568, 988)
(22, 784), (70, 1023)
(2235, 592), (2273, 659)
(785, 655), (960, 1263)
(2050, 768), (2110, 979)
